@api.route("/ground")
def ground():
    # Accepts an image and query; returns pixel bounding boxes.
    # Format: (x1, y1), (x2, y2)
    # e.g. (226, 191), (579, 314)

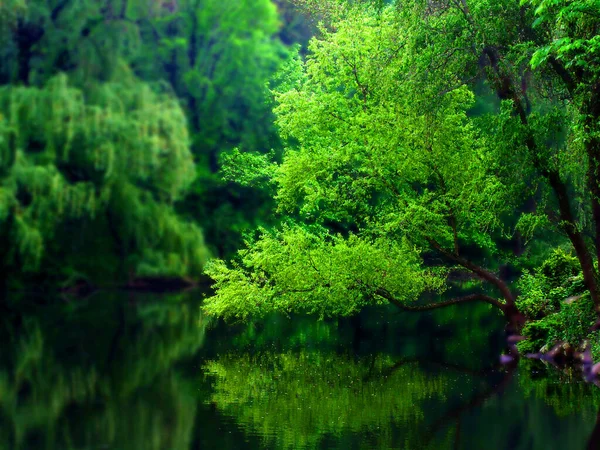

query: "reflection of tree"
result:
(0, 293), (208, 450)
(205, 350), (600, 450)
(4, 297), (600, 449)
(459, 361), (600, 450)
(215, 302), (506, 372)
(518, 360), (600, 416)
(204, 350), (465, 449)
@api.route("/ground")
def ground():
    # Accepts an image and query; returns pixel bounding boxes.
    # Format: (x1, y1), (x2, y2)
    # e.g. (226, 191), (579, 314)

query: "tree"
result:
(522, 0), (600, 313)
(134, 0), (290, 256)
(0, 0), (289, 285)
(204, 0), (600, 341)
(205, 4), (518, 324)
(0, 69), (209, 285)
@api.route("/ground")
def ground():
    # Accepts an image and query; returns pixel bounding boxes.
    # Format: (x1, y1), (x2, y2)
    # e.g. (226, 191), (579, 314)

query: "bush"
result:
(516, 249), (585, 320)
(516, 249), (593, 353)
(518, 294), (595, 353)
(538, 249), (580, 289)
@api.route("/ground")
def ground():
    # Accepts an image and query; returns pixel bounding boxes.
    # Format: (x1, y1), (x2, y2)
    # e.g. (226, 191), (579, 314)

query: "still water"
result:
(0, 291), (598, 449)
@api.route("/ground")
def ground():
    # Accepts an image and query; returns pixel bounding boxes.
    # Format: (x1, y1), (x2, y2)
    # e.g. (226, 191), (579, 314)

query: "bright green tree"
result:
(205, 0), (600, 339)
(205, 5), (522, 323)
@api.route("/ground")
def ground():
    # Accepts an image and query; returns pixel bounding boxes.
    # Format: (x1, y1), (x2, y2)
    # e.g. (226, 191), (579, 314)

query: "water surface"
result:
(0, 291), (598, 449)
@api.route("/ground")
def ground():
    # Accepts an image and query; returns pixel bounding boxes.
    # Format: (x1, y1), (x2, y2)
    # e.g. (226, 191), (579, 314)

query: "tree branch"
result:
(374, 287), (506, 312)
(548, 56), (576, 96)
(339, 53), (369, 107)
(426, 238), (517, 305)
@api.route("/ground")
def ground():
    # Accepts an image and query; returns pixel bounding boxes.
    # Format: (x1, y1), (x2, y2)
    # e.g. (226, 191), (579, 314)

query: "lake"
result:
(0, 290), (598, 449)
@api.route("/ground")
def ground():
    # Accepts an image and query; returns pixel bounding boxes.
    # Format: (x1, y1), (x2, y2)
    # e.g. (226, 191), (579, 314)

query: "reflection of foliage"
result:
(0, 294), (207, 449)
(458, 360), (600, 450)
(518, 359), (600, 418)
(204, 351), (450, 449)
(0, 323), (100, 448)
(115, 301), (209, 395)
(228, 314), (343, 351)
(210, 301), (506, 374)
(204, 347), (600, 450)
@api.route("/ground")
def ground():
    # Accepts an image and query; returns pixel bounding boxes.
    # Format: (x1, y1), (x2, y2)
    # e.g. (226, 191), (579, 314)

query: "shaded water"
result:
(0, 291), (598, 449)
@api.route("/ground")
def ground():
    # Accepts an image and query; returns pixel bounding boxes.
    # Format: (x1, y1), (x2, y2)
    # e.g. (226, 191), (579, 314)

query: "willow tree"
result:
(0, 0), (219, 285)
(0, 0), (287, 283)
(204, 5), (524, 324)
(0, 71), (208, 284)
(205, 0), (600, 338)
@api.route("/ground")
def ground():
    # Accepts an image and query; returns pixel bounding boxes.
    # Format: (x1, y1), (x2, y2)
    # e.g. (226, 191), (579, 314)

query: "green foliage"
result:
(539, 248), (581, 288)
(516, 272), (556, 320)
(206, 0), (600, 359)
(526, 0), (600, 76)
(219, 148), (277, 190)
(0, 0), (294, 284)
(516, 297), (597, 354)
(517, 250), (594, 352)
(137, 0), (284, 155)
(204, 3), (527, 320)
(0, 71), (208, 281)
(0, 0), (159, 85)
(516, 249), (583, 319)
(133, 0), (289, 257)
(204, 225), (445, 321)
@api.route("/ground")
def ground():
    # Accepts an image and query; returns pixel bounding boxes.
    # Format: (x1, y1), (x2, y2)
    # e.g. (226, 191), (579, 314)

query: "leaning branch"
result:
(374, 287), (506, 312)
(426, 238), (517, 306)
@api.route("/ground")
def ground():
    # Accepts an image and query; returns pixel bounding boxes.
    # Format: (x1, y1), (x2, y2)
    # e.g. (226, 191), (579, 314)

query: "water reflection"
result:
(0, 293), (599, 449)
(0, 292), (208, 450)
(204, 351), (451, 449)
(204, 350), (600, 449)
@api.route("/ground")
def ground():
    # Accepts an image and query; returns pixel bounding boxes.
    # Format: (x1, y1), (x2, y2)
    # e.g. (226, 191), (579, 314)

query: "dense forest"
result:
(2, 0), (600, 376)
(3, 1), (600, 448)
(0, 0), (317, 288)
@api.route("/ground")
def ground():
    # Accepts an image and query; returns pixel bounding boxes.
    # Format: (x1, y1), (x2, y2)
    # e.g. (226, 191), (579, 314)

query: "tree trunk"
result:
(583, 84), (600, 312)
